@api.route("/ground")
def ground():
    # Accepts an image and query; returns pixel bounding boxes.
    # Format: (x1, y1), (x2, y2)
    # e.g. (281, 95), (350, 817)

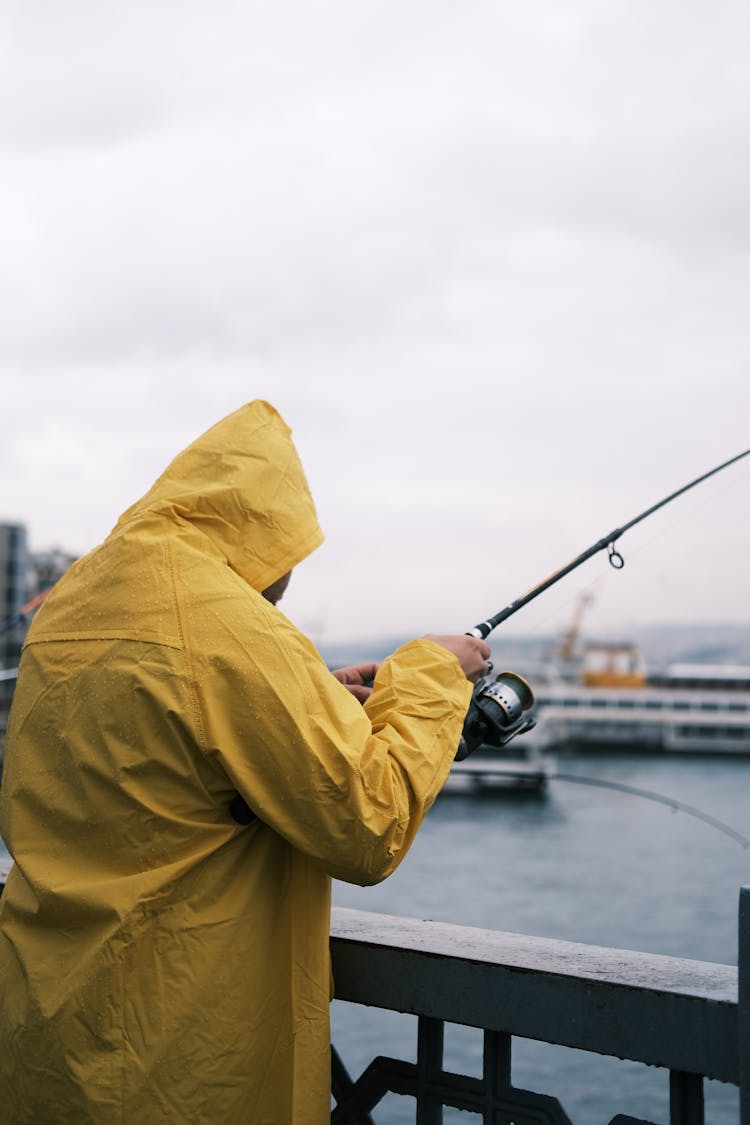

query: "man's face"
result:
(261, 570), (292, 605)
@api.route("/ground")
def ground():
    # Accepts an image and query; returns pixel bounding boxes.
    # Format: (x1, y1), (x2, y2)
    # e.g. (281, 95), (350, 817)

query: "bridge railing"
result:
(330, 887), (750, 1123)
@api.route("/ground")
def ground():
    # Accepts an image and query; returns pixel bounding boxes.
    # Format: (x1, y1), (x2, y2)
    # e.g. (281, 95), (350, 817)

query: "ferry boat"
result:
(528, 642), (750, 755)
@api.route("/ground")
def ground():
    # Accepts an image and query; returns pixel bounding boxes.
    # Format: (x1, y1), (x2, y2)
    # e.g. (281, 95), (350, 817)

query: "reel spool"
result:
(456, 670), (536, 760)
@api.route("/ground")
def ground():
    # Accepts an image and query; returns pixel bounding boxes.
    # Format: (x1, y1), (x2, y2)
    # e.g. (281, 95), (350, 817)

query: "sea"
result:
(1, 750), (747, 1122)
(330, 750), (750, 1123)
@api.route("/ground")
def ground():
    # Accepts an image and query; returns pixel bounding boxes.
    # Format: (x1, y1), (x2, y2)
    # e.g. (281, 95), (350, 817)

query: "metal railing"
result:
(330, 888), (750, 1123)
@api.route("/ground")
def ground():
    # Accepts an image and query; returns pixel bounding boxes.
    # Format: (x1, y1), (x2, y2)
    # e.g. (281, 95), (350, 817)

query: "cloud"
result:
(2, 1), (749, 642)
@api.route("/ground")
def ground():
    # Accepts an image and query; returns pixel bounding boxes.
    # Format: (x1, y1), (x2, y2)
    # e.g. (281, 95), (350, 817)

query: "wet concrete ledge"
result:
(330, 906), (738, 1085)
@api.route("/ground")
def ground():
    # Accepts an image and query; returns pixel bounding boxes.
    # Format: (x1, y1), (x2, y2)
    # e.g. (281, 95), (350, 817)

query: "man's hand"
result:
(332, 663), (379, 703)
(423, 634), (491, 683)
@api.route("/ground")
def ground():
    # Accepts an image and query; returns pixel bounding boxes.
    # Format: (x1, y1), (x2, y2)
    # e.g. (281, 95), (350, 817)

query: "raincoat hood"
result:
(116, 400), (323, 592)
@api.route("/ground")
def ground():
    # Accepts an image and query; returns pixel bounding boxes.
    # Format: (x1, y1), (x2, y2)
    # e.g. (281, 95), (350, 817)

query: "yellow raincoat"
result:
(0, 401), (473, 1124)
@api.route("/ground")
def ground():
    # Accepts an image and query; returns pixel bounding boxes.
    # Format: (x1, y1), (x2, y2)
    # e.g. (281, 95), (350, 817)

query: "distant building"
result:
(27, 546), (78, 602)
(0, 523), (28, 671)
(1, 523), (77, 728)
(0, 523), (77, 671)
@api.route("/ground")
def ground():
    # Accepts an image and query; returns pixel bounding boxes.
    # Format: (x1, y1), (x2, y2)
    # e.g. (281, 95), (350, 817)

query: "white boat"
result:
(529, 643), (750, 755)
(447, 748), (553, 793)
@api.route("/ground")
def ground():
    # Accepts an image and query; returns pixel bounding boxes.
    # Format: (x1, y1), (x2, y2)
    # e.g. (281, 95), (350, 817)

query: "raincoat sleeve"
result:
(188, 592), (473, 886)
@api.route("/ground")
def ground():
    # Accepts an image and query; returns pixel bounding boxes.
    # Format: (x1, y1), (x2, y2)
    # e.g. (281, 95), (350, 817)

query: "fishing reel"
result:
(455, 670), (536, 760)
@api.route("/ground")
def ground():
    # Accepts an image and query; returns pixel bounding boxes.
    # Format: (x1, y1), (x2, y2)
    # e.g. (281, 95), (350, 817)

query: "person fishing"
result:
(0, 400), (490, 1124)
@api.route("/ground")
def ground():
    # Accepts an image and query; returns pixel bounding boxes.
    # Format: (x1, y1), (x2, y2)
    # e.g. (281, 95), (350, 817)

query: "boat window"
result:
(616, 699), (635, 708)
(644, 700), (662, 709)
(674, 725), (750, 740)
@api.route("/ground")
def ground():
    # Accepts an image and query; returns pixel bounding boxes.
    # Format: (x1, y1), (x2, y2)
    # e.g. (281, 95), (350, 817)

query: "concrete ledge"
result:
(331, 907), (738, 1084)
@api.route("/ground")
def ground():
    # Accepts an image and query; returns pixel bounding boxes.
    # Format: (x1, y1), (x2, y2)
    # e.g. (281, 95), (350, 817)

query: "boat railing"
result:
(330, 888), (750, 1123)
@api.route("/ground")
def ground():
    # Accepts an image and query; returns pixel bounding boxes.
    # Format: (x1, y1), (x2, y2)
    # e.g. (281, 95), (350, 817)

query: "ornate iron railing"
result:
(330, 887), (750, 1123)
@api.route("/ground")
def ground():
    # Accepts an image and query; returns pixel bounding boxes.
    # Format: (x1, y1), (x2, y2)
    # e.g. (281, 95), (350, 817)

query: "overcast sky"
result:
(2, 1), (749, 652)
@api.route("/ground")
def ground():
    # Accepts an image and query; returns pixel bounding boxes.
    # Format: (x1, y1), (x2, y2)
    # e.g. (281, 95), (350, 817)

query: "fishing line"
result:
(552, 772), (750, 850)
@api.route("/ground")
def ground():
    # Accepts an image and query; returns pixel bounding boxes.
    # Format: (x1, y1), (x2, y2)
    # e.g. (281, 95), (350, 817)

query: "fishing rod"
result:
(469, 445), (750, 642)
(457, 447), (750, 759)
